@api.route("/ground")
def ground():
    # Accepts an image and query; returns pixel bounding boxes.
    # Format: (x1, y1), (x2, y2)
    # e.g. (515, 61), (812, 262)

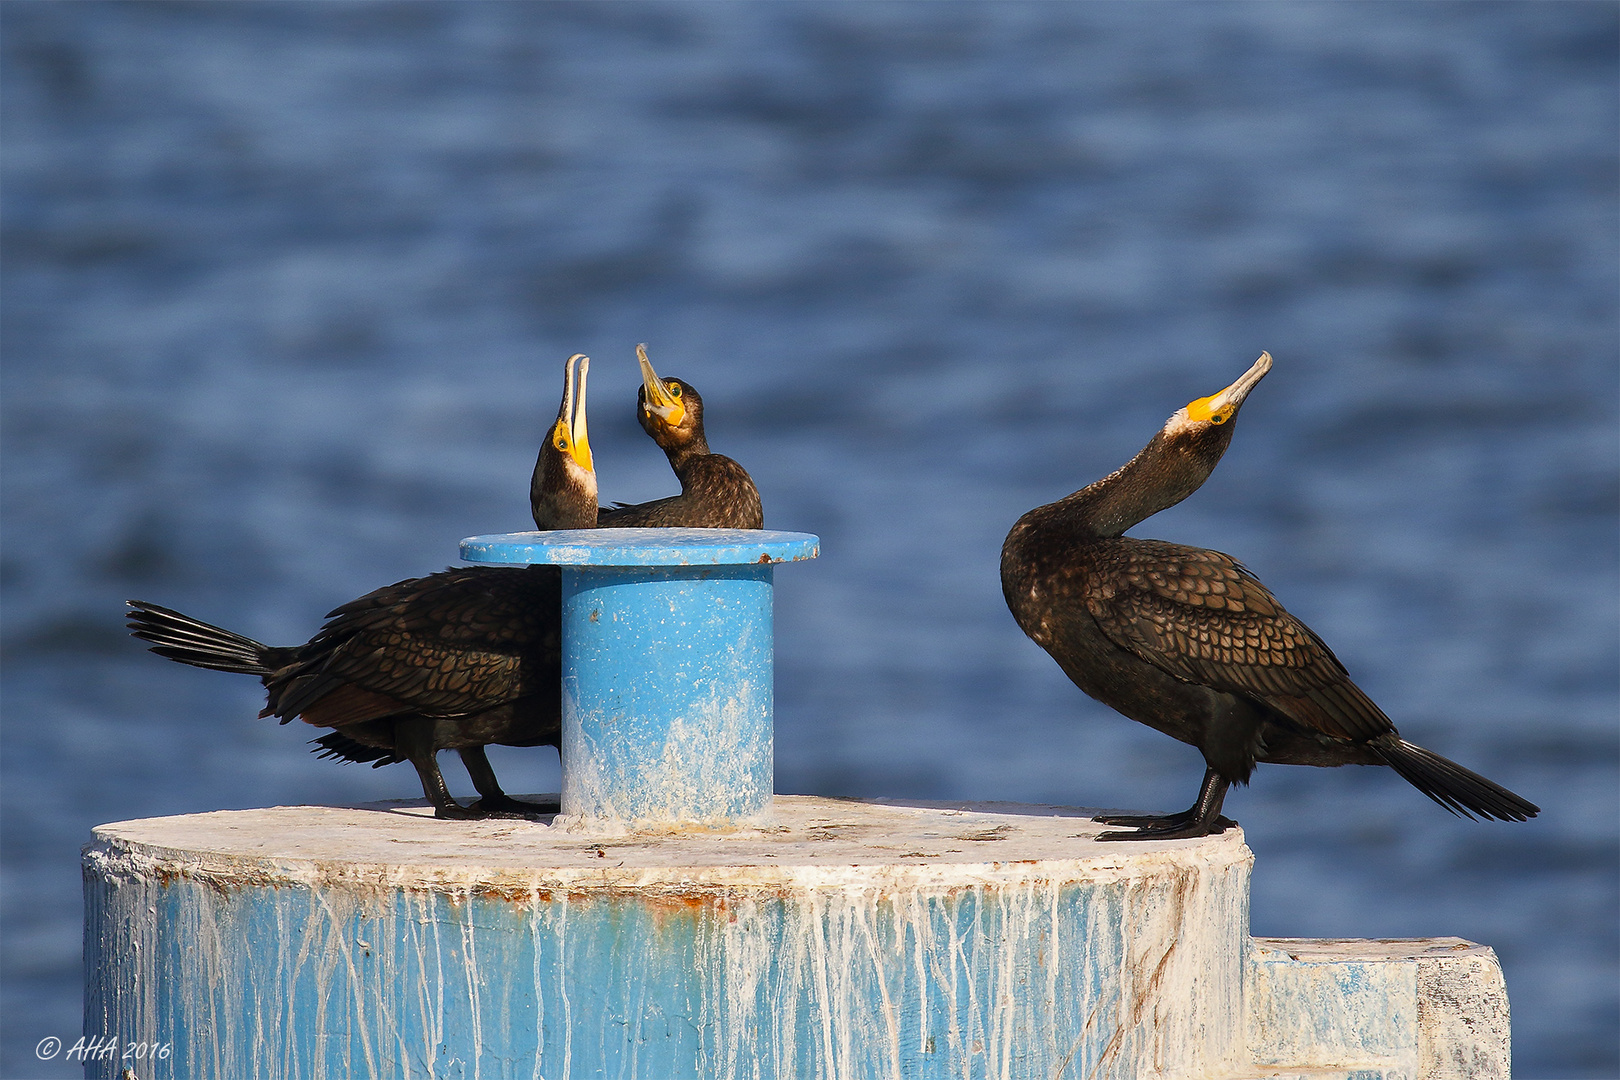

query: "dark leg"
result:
(1095, 768), (1235, 841)
(458, 746), (559, 816)
(395, 719), (480, 819)
(406, 754), (481, 820)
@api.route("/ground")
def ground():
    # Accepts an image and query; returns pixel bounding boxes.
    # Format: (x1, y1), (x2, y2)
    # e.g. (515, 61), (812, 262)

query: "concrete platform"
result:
(84, 796), (1508, 1079)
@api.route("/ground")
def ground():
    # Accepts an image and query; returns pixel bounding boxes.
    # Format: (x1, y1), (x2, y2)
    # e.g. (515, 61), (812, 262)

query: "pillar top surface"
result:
(459, 528), (820, 567)
(86, 796), (1250, 891)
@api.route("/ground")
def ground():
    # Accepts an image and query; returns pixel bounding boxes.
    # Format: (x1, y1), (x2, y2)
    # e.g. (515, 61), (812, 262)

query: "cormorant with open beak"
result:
(128, 355), (600, 819)
(531, 353), (597, 530)
(1000, 353), (1539, 839)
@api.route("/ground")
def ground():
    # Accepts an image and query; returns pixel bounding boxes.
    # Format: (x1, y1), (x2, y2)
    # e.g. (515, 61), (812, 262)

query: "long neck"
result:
(1042, 429), (1220, 540)
(664, 430), (712, 476)
(531, 453), (598, 530)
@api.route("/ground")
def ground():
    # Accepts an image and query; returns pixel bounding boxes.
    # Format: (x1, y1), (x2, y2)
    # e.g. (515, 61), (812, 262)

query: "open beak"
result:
(637, 343), (685, 428)
(568, 354), (593, 473)
(1186, 352), (1272, 425)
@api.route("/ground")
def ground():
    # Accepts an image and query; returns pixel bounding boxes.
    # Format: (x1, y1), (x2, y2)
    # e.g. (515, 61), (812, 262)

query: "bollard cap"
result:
(460, 528), (820, 567)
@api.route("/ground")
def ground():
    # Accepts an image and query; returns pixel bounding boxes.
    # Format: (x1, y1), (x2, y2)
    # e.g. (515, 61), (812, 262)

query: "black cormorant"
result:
(128, 355), (599, 819)
(530, 351), (597, 531)
(593, 344), (764, 529)
(1000, 352), (1539, 840)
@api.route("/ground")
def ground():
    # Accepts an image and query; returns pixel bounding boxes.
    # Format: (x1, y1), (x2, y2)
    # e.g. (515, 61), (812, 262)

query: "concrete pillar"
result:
(85, 797), (1255, 1079)
(81, 799), (1511, 1079)
(1245, 936), (1511, 1080)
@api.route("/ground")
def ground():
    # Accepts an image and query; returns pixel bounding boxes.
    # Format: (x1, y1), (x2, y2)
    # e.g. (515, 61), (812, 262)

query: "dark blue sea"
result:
(3, 3), (1615, 1076)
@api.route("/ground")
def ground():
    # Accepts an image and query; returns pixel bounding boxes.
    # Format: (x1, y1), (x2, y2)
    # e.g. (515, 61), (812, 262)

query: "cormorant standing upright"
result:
(1000, 352), (1539, 840)
(128, 355), (599, 818)
(593, 344), (763, 530)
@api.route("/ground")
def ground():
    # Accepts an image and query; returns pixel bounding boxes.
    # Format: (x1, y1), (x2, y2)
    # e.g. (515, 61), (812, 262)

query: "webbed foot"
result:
(1093, 768), (1234, 841)
(469, 793), (559, 818)
(1096, 814), (1235, 841)
(433, 801), (488, 820)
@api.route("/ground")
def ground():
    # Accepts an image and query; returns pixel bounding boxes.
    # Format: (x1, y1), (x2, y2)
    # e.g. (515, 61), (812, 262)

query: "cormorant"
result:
(592, 344), (764, 529)
(1000, 352), (1539, 840)
(127, 355), (600, 819)
(530, 351), (596, 531)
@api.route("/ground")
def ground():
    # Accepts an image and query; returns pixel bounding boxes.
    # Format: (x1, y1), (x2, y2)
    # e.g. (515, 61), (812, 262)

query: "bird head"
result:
(634, 343), (705, 453)
(1164, 352), (1272, 443)
(531, 353), (598, 529)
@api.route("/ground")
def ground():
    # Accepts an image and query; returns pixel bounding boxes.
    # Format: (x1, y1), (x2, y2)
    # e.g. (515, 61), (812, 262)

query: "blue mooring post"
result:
(461, 527), (819, 829)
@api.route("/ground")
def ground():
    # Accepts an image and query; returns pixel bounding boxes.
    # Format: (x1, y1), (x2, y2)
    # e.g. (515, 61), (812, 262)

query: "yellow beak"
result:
(1186, 352), (1272, 425)
(638, 343), (685, 428)
(556, 353), (593, 472)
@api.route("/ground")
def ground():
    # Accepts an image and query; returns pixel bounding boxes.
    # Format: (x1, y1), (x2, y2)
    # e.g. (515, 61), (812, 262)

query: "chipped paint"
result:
(459, 529), (820, 568)
(1246, 937), (1510, 1080)
(85, 799), (1510, 1079)
(559, 563), (775, 831)
(456, 530), (816, 832)
(86, 797), (1254, 1080)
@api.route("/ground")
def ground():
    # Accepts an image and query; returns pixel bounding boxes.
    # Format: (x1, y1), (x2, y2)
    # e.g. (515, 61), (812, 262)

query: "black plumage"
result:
(594, 344), (763, 530)
(128, 354), (599, 819)
(1000, 352), (1539, 839)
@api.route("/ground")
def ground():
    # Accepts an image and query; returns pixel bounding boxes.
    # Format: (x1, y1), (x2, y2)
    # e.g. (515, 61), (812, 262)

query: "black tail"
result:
(1371, 737), (1539, 822)
(126, 600), (278, 677)
(312, 731), (402, 768)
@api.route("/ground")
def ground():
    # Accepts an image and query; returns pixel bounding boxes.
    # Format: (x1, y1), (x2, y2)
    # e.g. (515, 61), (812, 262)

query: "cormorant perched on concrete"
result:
(128, 355), (599, 819)
(593, 344), (763, 529)
(1000, 352), (1539, 840)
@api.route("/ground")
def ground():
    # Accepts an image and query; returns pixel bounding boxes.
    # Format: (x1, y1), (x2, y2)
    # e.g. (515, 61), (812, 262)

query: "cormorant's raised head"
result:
(1163, 351), (1272, 443)
(635, 343), (708, 458)
(1127, 351), (1273, 514)
(1020, 352), (1275, 540)
(531, 353), (598, 530)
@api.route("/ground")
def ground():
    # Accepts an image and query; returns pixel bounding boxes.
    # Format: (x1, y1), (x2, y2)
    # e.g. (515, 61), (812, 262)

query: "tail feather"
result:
(1372, 737), (1539, 822)
(312, 732), (402, 768)
(126, 600), (276, 677)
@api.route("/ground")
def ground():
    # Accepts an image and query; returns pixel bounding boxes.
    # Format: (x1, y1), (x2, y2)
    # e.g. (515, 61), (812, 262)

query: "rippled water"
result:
(3, 3), (1616, 1075)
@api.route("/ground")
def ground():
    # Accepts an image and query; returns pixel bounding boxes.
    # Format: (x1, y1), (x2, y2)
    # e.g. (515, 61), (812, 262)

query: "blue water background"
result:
(3, 3), (1615, 1075)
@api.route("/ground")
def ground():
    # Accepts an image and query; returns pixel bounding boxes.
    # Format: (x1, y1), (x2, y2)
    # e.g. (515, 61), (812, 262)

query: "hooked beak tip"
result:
(636, 345), (684, 424)
(1226, 351), (1272, 403)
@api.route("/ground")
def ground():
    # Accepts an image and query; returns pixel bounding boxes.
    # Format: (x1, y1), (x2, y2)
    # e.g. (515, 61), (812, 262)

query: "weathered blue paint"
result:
(459, 529), (818, 829)
(82, 799), (1256, 1080)
(560, 563), (776, 825)
(459, 527), (820, 567)
(1247, 937), (1512, 1078)
(83, 797), (1510, 1080)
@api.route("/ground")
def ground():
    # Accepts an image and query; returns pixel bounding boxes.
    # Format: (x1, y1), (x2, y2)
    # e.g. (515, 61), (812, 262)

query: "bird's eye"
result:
(554, 433), (569, 450)
(1210, 413), (1228, 425)
(666, 382), (681, 398)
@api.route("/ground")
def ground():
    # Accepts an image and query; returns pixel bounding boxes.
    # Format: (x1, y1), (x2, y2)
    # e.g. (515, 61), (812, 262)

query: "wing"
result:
(268, 566), (560, 723)
(597, 456), (762, 529)
(1084, 539), (1393, 743)
(597, 495), (682, 527)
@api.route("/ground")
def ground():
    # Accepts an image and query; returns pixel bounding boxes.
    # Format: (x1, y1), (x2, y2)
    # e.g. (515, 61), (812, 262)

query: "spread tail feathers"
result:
(1371, 737), (1539, 822)
(126, 600), (278, 676)
(312, 731), (402, 768)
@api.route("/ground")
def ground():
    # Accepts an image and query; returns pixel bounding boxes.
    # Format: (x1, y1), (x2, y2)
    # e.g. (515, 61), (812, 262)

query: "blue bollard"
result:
(460, 527), (819, 830)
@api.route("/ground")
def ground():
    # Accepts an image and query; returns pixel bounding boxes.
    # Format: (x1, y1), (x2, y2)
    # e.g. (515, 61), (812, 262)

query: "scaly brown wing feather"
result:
(267, 565), (559, 723)
(1083, 538), (1393, 743)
